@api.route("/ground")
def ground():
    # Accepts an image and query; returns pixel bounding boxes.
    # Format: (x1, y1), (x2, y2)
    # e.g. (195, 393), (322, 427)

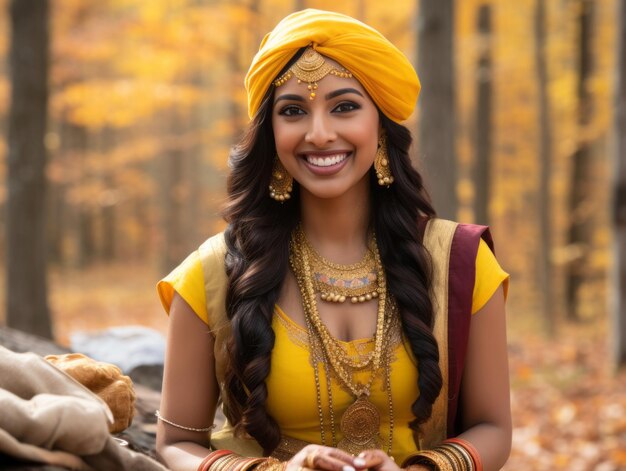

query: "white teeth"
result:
(306, 153), (348, 167)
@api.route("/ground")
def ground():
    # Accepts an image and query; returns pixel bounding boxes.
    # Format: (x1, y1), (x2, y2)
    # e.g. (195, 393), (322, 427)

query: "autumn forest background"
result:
(1, 0), (626, 470)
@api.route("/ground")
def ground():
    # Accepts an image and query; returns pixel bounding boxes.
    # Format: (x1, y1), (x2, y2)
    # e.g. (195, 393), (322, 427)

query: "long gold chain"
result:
(291, 227), (386, 378)
(289, 226), (395, 454)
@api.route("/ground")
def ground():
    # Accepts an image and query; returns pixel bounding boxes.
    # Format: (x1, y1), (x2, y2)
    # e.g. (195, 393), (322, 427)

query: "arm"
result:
(356, 286), (511, 471)
(156, 292), (221, 471)
(457, 285), (512, 470)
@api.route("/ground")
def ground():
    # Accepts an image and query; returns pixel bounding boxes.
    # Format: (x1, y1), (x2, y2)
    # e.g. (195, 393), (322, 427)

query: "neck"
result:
(299, 184), (371, 263)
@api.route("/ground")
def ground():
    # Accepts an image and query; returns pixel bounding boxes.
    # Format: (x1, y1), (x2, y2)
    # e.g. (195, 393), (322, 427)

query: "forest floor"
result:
(0, 263), (624, 471)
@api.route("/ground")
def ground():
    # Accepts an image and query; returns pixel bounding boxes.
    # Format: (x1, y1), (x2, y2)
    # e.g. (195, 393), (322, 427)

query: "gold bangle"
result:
(213, 454), (241, 471)
(212, 455), (232, 471)
(155, 410), (215, 433)
(407, 454), (438, 471)
(439, 444), (473, 471)
(417, 450), (454, 471)
(199, 450), (234, 471)
(441, 439), (482, 471)
(434, 446), (463, 471)
(256, 458), (284, 471)
(233, 457), (265, 471)
(405, 465), (436, 471)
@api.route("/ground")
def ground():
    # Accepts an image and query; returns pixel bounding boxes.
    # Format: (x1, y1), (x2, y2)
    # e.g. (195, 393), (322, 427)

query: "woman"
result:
(156, 9), (511, 471)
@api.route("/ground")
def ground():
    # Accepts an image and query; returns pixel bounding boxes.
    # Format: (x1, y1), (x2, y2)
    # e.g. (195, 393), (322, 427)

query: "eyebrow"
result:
(325, 88), (364, 100)
(274, 94), (306, 104)
(274, 87), (364, 104)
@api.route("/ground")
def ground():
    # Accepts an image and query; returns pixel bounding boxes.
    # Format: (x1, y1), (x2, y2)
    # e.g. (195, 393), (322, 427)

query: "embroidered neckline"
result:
(273, 304), (403, 354)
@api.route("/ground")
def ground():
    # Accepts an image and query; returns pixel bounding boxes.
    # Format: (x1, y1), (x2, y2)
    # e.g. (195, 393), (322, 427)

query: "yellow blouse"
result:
(157, 238), (508, 462)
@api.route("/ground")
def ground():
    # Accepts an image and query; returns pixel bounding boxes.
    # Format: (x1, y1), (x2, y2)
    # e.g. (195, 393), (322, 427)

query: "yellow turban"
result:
(245, 9), (420, 123)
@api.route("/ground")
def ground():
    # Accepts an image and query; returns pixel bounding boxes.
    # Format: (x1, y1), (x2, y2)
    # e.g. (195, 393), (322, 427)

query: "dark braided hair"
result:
(373, 114), (442, 430)
(222, 65), (441, 455)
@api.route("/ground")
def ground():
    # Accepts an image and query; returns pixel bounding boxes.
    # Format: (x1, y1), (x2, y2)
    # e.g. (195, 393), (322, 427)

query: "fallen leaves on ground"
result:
(3, 263), (623, 471)
(505, 322), (626, 471)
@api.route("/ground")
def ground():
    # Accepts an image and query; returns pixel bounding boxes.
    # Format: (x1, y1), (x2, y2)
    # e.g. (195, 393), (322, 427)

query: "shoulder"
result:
(198, 232), (227, 261)
(197, 232), (229, 309)
(422, 218), (507, 310)
(422, 218), (491, 259)
(157, 232), (229, 328)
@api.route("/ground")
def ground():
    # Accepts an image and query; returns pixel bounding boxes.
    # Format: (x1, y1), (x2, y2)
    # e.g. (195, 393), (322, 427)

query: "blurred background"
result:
(1, 0), (625, 469)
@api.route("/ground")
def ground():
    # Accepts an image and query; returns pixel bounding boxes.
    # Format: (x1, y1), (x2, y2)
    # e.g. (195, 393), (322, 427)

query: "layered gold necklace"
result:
(289, 226), (395, 455)
(300, 233), (380, 304)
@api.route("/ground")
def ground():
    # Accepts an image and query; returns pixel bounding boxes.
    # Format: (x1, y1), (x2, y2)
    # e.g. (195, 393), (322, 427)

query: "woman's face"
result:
(271, 57), (380, 201)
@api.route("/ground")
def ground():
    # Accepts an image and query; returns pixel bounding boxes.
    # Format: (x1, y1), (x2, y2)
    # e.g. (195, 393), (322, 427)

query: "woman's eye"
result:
(279, 105), (305, 116)
(333, 102), (360, 113)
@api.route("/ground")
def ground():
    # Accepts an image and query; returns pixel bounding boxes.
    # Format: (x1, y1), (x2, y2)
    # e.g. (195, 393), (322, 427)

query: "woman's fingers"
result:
(287, 446), (403, 471)
(308, 447), (357, 471)
(354, 450), (399, 471)
(356, 449), (386, 467)
(287, 445), (356, 471)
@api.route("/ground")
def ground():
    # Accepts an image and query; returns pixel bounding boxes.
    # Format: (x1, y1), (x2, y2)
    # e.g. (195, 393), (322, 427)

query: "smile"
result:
(304, 153), (350, 167)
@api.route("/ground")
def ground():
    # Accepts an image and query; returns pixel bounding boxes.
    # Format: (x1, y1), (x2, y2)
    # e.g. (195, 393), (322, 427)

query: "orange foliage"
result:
(0, 0), (616, 316)
(0, 1), (621, 467)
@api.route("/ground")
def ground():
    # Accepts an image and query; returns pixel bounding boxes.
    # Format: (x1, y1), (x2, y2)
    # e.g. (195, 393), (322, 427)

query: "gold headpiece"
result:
(273, 46), (353, 100)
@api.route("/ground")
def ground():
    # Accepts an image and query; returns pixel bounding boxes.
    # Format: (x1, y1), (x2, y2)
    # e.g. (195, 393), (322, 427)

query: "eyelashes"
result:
(333, 102), (360, 113)
(276, 101), (362, 117)
(278, 105), (305, 117)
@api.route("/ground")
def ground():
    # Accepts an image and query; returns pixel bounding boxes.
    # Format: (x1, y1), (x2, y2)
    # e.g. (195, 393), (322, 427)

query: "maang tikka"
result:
(269, 156), (293, 201)
(375, 133), (394, 186)
(273, 46), (353, 100)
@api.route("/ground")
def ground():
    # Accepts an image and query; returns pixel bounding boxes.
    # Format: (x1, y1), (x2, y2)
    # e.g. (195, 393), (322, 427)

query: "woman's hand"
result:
(286, 446), (432, 471)
(286, 445), (360, 471)
(352, 450), (402, 471)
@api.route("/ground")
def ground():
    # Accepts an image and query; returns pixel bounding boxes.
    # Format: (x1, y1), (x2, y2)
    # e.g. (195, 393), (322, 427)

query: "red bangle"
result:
(198, 450), (235, 471)
(442, 438), (482, 471)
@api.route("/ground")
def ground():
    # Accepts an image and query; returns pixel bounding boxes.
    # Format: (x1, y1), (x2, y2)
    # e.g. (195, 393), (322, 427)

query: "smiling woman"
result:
(155, 9), (511, 471)
(272, 52), (380, 202)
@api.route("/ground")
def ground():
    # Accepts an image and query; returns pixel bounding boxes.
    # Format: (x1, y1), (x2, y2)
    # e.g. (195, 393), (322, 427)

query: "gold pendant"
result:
(337, 396), (382, 455)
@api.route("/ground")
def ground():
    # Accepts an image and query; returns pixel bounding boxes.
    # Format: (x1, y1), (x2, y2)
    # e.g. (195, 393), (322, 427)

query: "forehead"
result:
(274, 54), (368, 97)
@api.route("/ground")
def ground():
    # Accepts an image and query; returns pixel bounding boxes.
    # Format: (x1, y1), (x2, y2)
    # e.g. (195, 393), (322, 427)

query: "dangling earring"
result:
(375, 133), (394, 186)
(269, 156), (293, 201)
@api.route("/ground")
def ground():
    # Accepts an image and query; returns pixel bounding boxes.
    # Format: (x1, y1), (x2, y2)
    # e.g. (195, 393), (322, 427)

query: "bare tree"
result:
(417, 0), (458, 219)
(534, 0), (554, 336)
(473, 4), (493, 226)
(613, 0), (626, 369)
(566, 0), (595, 321)
(6, 0), (52, 338)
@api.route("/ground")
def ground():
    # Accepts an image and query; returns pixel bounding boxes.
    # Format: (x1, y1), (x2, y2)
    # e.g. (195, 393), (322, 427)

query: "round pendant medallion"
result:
(338, 397), (381, 453)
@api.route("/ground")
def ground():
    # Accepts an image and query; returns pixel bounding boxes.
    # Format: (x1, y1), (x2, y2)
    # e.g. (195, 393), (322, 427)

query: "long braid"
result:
(373, 116), (443, 431)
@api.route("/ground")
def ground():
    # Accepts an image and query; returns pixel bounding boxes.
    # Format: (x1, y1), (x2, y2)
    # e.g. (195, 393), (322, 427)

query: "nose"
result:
(304, 112), (336, 147)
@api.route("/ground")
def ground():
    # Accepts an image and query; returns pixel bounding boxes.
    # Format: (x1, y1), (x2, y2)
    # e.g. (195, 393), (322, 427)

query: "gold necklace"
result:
(289, 227), (395, 455)
(292, 227), (385, 372)
(299, 229), (380, 304)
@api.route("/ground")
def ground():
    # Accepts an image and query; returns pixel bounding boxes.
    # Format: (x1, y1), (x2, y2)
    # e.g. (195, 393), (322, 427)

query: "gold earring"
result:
(375, 133), (394, 186)
(269, 156), (293, 201)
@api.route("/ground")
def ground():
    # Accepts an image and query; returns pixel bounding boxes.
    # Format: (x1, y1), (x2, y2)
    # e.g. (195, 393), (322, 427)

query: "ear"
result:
(377, 126), (386, 144)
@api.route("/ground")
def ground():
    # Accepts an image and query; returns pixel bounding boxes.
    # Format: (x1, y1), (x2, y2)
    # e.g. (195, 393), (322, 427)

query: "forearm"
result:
(402, 420), (511, 471)
(457, 422), (511, 471)
(156, 440), (211, 471)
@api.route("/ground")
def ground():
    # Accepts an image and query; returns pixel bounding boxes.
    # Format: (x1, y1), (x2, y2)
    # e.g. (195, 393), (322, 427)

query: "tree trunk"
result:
(161, 112), (186, 273)
(473, 4), (492, 226)
(613, 0), (626, 370)
(6, 0), (52, 338)
(535, 0), (554, 336)
(566, 0), (595, 321)
(417, 0), (457, 219)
